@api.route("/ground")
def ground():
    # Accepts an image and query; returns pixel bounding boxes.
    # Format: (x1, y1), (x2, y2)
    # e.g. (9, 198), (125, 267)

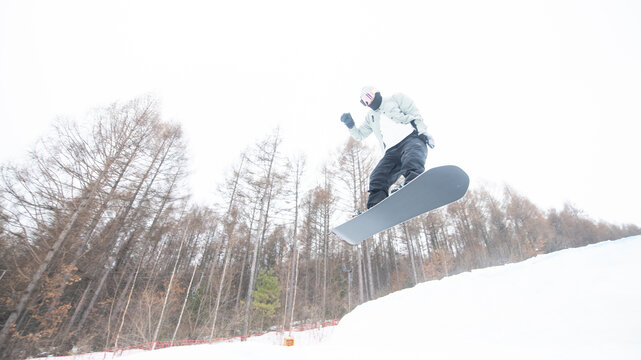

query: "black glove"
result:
(341, 113), (355, 129)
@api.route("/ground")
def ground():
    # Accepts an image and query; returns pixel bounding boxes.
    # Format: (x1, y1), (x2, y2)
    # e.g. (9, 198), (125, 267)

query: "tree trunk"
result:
(209, 156), (244, 338)
(356, 246), (365, 304)
(403, 224), (419, 285)
(172, 261), (198, 342)
(113, 253), (145, 347)
(241, 196), (265, 340)
(288, 250), (300, 336)
(152, 220), (189, 349)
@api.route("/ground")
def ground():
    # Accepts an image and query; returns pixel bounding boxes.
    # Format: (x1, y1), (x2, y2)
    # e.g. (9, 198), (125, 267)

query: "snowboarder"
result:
(340, 86), (435, 209)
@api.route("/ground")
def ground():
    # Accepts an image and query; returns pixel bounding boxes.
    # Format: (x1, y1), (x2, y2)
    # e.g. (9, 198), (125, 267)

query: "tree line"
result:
(1, 97), (638, 359)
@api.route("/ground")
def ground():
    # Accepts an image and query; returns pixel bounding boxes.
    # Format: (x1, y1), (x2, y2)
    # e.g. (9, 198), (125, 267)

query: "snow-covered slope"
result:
(126, 236), (641, 360)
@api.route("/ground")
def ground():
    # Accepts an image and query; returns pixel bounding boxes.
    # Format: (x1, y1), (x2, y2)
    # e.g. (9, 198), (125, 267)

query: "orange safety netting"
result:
(30, 319), (340, 360)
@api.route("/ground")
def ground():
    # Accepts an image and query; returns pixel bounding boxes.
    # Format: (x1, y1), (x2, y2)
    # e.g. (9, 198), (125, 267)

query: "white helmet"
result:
(360, 86), (378, 106)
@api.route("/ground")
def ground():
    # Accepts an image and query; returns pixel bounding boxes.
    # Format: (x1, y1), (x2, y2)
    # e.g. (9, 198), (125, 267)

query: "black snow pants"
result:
(366, 132), (428, 209)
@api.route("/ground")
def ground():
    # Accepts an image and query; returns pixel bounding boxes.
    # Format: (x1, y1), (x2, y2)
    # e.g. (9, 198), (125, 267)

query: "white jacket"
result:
(349, 93), (429, 152)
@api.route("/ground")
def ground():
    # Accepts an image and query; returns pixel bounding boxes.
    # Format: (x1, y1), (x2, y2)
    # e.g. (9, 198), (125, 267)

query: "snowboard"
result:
(332, 165), (469, 245)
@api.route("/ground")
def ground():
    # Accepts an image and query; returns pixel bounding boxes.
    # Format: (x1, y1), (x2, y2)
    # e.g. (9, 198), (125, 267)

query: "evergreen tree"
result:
(251, 269), (281, 330)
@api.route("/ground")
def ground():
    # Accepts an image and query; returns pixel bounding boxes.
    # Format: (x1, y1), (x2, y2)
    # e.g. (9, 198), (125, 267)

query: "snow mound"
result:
(330, 236), (641, 358)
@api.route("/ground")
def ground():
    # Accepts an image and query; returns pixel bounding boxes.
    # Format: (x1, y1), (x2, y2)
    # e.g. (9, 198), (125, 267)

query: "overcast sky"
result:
(1, 0), (640, 226)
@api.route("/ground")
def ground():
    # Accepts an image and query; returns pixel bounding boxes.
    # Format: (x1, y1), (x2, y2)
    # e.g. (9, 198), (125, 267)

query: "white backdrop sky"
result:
(1, 0), (640, 225)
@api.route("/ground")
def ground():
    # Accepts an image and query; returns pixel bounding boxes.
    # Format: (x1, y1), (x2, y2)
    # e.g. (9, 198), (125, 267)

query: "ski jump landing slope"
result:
(127, 235), (641, 360)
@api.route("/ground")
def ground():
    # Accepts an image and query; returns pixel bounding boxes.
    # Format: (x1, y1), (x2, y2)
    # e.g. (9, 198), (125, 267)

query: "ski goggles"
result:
(360, 92), (375, 106)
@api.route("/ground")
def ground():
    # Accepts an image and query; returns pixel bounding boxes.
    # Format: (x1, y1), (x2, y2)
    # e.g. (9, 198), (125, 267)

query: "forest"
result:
(1, 97), (639, 359)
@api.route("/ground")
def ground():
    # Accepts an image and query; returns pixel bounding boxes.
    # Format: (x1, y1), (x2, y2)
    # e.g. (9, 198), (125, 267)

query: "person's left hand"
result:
(419, 133), (435, 149)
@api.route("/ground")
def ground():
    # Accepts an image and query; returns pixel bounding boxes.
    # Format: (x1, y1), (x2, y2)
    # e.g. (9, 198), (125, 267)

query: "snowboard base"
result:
(333, 165), (469, 245)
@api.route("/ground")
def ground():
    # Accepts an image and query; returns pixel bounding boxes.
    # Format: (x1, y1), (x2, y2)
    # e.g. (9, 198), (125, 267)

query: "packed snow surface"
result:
(119, 236), (641, 359)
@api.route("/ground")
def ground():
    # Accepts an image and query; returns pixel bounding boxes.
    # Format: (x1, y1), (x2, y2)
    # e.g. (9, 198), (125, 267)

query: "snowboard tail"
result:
(333, 165), (469, 245)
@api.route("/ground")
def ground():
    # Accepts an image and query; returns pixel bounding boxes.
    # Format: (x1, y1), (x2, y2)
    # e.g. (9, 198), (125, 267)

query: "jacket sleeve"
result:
(349, 113), (374, 140)
(389, 93), (428, 134)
